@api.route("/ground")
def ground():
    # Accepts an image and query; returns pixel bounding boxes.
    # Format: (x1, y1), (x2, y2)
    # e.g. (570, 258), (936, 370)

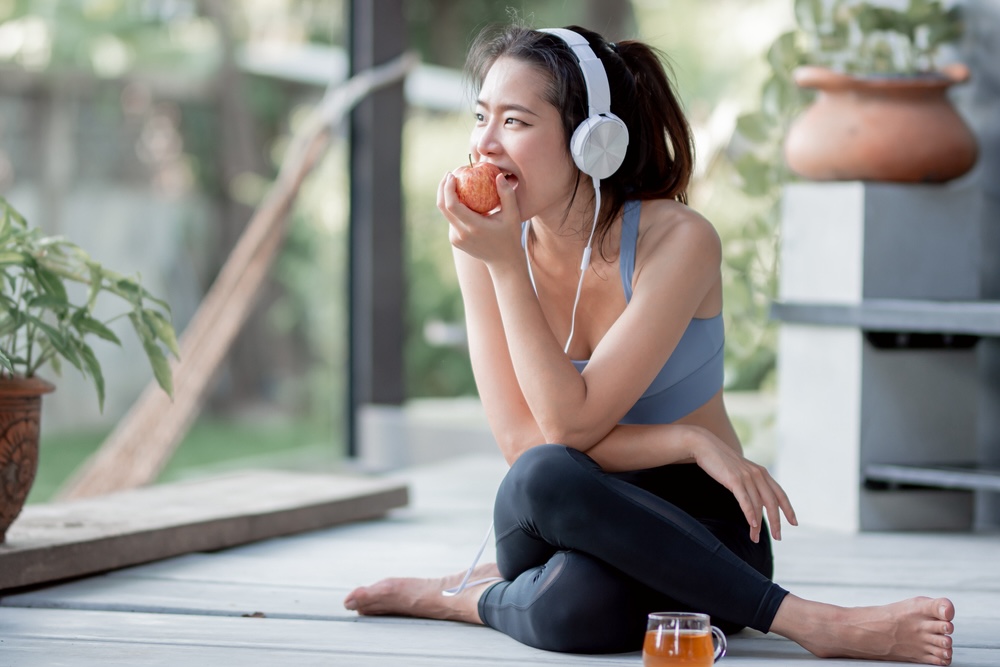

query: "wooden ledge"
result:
(0, 470), (408, 592)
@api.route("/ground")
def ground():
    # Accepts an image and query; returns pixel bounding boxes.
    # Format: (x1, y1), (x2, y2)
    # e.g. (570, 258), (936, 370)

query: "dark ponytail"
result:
(586, 30), (696, 258)
(466, 22), (695, 260)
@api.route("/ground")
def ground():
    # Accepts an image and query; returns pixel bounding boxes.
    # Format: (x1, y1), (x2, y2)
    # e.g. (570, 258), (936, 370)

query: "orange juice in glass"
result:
(642, 612), (726, 666)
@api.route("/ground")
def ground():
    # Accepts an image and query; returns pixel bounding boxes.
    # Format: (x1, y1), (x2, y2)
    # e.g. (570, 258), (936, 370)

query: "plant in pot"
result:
(0, 196), (178, 544)
(782, 0), (977, 183)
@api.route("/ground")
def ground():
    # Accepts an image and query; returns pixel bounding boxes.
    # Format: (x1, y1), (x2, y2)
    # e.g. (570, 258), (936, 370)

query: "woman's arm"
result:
(443, 177), (721, 451)
(588, 422), (797, 543)
(455, 241), (795, 542)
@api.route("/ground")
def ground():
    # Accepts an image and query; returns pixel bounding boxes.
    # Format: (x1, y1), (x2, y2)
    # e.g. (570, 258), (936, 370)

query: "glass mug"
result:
(642, 612), (727, 666)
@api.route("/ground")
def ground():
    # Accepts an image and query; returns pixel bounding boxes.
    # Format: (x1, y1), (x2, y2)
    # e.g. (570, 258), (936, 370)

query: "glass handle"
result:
(711, 626), (727, 662)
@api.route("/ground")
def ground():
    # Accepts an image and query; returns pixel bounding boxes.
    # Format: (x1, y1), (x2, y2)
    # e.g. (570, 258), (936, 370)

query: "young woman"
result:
(344, 23), (956, 665)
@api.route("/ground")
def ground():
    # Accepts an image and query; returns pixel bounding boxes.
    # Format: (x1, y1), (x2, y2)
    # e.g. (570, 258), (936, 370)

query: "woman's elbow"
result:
(497, 432), (545, 466)
(536, 422), (601, 454)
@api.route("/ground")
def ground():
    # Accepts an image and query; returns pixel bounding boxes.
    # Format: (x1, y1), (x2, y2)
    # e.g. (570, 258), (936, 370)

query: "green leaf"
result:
(86, 262), (103, 311)
(0, 347), (12, 374)
(33, 320), (82, 371)
(143, 309), (180, 358)
(116, 277), (143, 304)
(761, 75), (805, 119)
(766, 31), (803, 75)
(0, 251), (26, 267)
(34, 266), (69, 301)
(734, 154), (774, 197)
(794, 0), (825, 33)
(735, 113), (774, 144)
(142, 339), (174, 397)
(28, 293), (70, 312)
(72, 313), (122, 345)
(49, 352), (62, 376)
(78, 342), (106, 412)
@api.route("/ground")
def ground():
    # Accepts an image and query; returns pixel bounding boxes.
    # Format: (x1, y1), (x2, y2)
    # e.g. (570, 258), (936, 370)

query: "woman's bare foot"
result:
(772, 594), (956, 665)
(343, 563), (502, 625)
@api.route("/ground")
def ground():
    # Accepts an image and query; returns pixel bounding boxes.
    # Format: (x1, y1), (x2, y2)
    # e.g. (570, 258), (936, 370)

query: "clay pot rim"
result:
(0, 375), (56, 397)
(793, 63), (970, 92)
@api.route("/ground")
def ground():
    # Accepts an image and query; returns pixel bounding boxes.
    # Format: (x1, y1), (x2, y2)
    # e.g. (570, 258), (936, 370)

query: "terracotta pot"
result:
(784, 64), (978, 183)
(0, 376), (54, 544)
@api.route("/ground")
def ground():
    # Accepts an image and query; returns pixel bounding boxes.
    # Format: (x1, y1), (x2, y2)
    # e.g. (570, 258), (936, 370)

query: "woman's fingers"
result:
(731, 486), (761, 544)
(754, 468), (798, 541)
(736, 463), (795, 543)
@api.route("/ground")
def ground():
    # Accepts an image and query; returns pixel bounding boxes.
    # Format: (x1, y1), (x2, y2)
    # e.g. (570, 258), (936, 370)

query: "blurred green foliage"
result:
(0, 0), (848, 425)
(724, 0), (965, 389)
(791, 0), (963, 73)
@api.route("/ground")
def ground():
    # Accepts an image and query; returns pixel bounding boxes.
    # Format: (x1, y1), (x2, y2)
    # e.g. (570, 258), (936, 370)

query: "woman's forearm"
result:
(487, 261), (593, 443)
(582, 423), (703, 473)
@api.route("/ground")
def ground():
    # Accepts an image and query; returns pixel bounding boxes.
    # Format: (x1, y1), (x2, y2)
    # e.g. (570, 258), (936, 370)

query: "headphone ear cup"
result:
(570, 113), (629, 180)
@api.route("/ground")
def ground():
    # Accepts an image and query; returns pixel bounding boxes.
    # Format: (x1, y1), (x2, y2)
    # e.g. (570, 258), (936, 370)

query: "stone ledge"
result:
(0, 470), (408, 592)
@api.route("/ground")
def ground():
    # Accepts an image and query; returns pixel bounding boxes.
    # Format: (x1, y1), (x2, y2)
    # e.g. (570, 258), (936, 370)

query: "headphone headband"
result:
(538, 28), (612, 119)
(537, 28), (628, 181)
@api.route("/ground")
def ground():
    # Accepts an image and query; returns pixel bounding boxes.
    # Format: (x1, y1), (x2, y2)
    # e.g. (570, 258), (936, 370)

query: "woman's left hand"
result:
(690, 428), (798, 543)
(437, 170), (523, 268)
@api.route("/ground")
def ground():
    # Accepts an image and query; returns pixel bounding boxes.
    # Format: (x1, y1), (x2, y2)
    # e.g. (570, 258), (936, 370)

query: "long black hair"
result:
(465, 22), (695, 258)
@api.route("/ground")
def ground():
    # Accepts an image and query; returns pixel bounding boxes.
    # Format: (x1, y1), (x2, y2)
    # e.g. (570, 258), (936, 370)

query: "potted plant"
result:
(782, 0), (977, 182)
(0, 196), (178, 543)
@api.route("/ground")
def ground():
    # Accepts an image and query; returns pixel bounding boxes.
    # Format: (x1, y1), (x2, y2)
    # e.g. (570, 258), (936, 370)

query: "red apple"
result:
(453, 159), (503, 214)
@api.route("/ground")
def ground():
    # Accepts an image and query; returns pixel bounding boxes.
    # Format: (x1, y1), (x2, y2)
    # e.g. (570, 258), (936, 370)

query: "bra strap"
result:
(619, 200), (640, 302)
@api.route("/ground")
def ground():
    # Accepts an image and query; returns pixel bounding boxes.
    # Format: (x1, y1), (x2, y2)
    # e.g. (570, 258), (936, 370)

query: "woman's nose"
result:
(473, 124), (501, 158)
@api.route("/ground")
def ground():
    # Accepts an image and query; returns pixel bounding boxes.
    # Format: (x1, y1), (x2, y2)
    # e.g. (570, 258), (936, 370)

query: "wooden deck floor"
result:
(2, 454), (998, 666)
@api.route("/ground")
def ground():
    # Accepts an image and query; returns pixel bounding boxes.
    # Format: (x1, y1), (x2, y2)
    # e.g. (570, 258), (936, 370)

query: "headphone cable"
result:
(562, 175), (600, 354)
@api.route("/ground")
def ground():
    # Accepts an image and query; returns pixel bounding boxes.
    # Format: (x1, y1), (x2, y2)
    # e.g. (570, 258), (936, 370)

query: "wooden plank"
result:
(1, 457), (999, 665)
(0, 470), (407, 591)
(2, 607), (998, 667)
(773, 529), (1000, 591)
(0, 608), (641, 666)
(2, 577), (348, 619)
(0, 638), (630, 667)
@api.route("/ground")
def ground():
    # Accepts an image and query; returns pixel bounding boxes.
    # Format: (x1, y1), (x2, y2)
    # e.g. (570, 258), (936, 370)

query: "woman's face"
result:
(470, 56), (580, 221)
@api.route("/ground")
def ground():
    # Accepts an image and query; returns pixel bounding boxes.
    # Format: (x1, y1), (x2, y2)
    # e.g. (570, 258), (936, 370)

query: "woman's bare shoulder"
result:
(634, 199), (721, 266)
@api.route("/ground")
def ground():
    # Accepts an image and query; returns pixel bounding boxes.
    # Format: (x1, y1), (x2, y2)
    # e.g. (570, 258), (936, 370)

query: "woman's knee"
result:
(503, 444), (597, 512)
(494, 552), (646, 654)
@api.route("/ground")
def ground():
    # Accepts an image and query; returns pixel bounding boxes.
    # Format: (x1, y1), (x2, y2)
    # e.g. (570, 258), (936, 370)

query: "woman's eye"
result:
(475, 112), (485, 123)
(505, 118), (524, 126)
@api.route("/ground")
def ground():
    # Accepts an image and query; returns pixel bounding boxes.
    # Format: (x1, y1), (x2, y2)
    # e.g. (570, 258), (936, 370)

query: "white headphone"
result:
(526, 29), (630, 354)
(538, 28), (629, 180)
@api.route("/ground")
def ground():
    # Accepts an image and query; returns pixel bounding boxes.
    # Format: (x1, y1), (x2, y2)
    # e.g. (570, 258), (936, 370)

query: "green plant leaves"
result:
(72, 312), (122, 345)
(767, 31), (802, 75)
(143, 309), (180, 358)
(735, 112), (773, 144)
(77, 343), (106, 412)
(0, 195), (178, 410)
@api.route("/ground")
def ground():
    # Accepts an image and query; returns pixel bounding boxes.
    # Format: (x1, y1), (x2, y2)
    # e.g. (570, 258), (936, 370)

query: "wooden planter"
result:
(0, 376), (54, 544)
(784, 64), (978, 183)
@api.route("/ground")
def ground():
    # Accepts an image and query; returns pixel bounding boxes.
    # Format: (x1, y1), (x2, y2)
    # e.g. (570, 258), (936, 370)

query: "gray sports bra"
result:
(522, 200), (725, 424)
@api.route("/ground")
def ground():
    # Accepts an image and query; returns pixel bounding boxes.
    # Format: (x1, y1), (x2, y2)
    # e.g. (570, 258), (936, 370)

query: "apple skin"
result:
(454, 162), (503, 214)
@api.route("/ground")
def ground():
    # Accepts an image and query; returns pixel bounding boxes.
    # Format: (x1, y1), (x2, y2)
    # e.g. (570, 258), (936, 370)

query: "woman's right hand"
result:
(437, 170), (523, 270)
(689, 427), (797, 543)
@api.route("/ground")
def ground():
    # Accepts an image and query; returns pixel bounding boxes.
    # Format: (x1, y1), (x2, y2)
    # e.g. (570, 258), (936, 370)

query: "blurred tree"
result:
(405, 0), (636, 68)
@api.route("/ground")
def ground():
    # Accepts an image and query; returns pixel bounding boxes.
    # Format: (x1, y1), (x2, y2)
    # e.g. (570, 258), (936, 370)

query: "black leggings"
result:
(477, 444), (789, 654)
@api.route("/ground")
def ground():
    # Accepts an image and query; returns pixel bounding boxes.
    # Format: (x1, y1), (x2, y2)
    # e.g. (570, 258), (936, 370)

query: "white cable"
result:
(562, 176), (601, 354)
(441, 522), (502, 596)
(444, 182), (602, 598)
